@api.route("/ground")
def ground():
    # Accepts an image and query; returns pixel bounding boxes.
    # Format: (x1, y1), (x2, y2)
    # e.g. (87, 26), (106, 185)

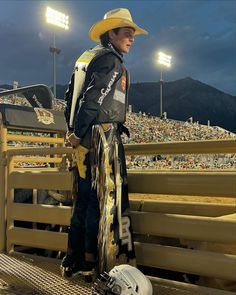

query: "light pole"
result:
(45, 6), (69, 98)
(157, 52), (172, 118)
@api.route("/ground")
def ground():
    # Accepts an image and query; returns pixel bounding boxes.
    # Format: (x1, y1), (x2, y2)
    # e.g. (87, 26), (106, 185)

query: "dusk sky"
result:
(0, 0), (235, 96)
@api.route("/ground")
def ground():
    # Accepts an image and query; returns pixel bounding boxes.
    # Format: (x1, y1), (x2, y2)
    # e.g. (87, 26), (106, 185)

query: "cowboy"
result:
(61, 8), (148, 277)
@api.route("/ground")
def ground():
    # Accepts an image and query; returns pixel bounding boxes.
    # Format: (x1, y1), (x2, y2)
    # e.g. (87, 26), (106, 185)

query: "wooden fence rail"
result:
(1, 138), (236, 289)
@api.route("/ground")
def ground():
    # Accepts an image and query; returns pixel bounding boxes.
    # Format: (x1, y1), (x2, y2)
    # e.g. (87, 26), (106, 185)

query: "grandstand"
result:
(124, 112), (236, 170)
(1, 94), (235, 170)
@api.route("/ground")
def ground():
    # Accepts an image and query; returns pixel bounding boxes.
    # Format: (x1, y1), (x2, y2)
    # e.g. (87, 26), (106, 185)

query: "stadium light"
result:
(158, 52), (172, 67)
(45, 7), (69, 98)
(157, 52), (172, 117)
(46, 7), (69, 30)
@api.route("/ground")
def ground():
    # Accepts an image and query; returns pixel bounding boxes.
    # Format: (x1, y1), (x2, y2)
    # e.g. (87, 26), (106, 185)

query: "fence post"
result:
(0, 113), (7, 252)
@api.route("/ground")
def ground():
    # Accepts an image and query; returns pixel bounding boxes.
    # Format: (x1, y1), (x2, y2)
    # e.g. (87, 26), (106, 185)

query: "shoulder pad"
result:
(76, 50), (98, 64)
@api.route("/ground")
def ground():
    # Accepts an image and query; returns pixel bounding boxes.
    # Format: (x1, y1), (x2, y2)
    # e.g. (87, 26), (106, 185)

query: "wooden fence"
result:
(1, 115), (236, 294)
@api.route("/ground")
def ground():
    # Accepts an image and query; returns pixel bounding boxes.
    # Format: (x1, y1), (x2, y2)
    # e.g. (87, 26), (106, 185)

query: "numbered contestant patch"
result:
(91, 124), (136, 273)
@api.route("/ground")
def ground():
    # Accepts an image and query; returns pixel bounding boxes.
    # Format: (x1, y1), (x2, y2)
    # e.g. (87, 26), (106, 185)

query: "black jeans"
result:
(67, 145), (100, 264)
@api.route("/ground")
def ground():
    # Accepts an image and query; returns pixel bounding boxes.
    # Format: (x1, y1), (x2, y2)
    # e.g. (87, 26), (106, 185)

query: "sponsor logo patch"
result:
(121, 75), (126, 91)
(98, 71), (119, 105)
(34, 108), (55, 125)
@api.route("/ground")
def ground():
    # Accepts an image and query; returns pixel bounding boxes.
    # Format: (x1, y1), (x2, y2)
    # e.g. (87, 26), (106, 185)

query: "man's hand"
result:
(65, 131), (73, 147)
(67, 133), (81, 148)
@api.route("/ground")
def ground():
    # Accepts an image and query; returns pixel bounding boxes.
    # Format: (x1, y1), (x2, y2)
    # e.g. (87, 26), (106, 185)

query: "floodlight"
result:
(158, 52), (172, 67)
(46, 7), (69, 30)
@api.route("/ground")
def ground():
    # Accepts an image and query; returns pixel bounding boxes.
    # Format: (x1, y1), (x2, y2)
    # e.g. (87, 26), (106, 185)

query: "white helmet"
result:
(92, 264), (153, 295)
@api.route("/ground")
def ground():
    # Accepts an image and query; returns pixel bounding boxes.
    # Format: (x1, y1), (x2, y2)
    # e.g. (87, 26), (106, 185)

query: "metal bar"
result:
(124, 139), (236, 155)
(7, 147), (73, 156)
(7, 228), (68, 252)
(7, 126), (65, 134)
(7, 146), (44, 150)
(129, 199), (236, 217)
(8, 171), (72, 190)
(14, 168), (59, 172)
(7, 134), (64, 144)
(0, 115), (7, 252)
(0, 159), (5, 251)
(6, 154), (17, 253)
(135, 242), (236, 281)
(53, 31), (56, 98)
(9, 203), (71, 226)
(12, 157), (62, 163)
(128, 171), (236, 197)
(130, 211), (236, 244)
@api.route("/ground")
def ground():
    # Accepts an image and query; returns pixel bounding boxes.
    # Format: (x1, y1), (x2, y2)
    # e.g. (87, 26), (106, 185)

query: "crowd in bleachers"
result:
(0, 94), (66, 110)
(126, 153), (235, 170)
(123, 112), (235, 170)
(0, 95), (31, 107)
(1, 95), (235, 170)
(124, 112), (235, 143)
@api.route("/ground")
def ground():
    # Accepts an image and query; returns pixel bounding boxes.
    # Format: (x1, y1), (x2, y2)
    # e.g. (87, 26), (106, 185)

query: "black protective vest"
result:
(71, 46), (129, 129)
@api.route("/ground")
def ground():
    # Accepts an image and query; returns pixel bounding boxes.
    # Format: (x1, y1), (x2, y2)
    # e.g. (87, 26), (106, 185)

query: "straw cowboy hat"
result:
(89, 8), (148, 42)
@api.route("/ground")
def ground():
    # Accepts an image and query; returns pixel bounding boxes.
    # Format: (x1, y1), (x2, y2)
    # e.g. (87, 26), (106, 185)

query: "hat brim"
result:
(89, 18), (148, 42)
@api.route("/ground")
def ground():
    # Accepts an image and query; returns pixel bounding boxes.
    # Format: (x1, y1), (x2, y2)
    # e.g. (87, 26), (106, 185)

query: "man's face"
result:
(108, 27), (135, 53)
